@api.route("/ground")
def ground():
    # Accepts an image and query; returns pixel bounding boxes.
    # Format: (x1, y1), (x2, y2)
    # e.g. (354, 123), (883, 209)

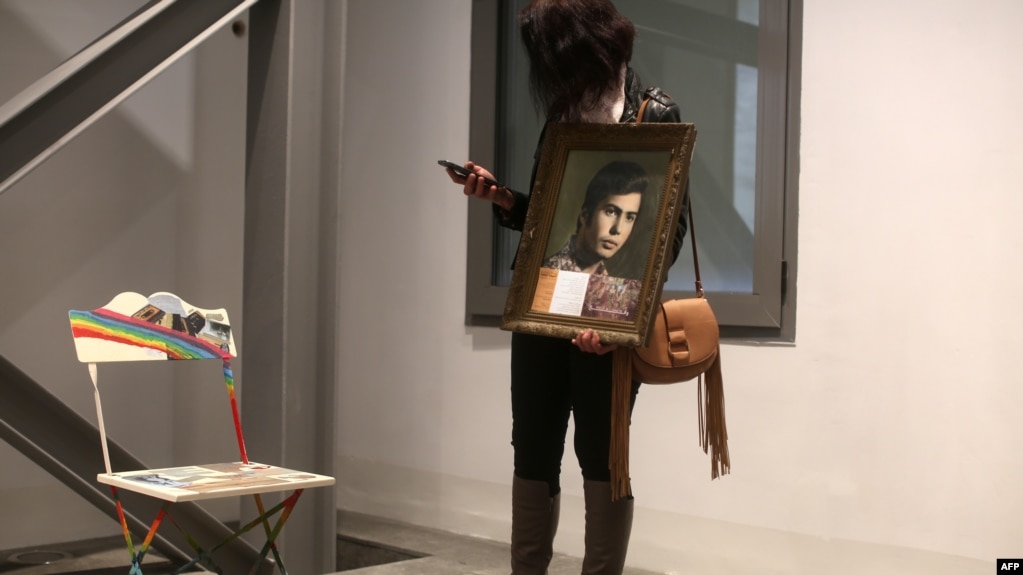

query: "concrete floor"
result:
(0, 511), (664, 575)
(331, 510), (664, 575)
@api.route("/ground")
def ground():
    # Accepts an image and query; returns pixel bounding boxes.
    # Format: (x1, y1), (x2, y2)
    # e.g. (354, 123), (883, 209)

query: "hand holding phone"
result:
(438, 160), (503, 188)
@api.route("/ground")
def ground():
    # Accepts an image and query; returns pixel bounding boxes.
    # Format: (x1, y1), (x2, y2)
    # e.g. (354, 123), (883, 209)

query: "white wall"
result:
(335, 1), (1023, 574)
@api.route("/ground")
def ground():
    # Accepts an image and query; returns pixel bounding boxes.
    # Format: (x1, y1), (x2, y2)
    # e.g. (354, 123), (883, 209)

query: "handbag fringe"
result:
(700, 352), (730, 478)
(612, 349), (730, 499)
(610, 347), (632, 501)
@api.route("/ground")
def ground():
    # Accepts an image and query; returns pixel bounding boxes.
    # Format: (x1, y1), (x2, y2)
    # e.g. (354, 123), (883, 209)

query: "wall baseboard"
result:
(336, 456), (988, 575)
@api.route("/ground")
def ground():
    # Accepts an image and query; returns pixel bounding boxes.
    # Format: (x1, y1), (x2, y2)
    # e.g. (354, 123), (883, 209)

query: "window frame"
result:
(465, 0), (801, 341)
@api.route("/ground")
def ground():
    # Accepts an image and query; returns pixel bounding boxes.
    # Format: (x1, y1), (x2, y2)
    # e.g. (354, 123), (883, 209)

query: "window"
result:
(466, 0), (801, 340)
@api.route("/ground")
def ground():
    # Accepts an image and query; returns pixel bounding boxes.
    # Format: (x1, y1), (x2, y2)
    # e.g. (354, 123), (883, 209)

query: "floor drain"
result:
(7, 549), (74, 565)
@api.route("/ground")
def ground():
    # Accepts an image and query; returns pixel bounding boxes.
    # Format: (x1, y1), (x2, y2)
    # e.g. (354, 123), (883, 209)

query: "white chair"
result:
(69, 291), (334, 574)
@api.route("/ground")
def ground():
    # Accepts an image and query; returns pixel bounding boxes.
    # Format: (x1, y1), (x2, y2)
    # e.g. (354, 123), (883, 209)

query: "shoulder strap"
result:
(637, 97), (651, 125)
(636, 96), (703, 296)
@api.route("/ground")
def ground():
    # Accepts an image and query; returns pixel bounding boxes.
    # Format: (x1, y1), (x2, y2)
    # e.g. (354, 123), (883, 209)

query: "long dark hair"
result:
(519, 0), (635, 122)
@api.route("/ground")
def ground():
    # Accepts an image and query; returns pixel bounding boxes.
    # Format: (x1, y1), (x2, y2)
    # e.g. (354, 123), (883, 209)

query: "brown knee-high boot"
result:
(581, 480), (634, 575)
(511, 475), (561, 575)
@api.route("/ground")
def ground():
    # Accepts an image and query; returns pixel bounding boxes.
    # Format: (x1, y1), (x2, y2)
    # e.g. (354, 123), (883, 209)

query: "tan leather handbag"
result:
(631, 198), (729, 480)
(608, 111), (729, 499)
(632, 298), (718, 382)
(631, 197), (719, 383)
(605, 93), (728, 497)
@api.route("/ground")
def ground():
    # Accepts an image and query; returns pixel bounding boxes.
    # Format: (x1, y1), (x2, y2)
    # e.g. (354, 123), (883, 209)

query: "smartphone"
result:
(438, 160), (503, 188)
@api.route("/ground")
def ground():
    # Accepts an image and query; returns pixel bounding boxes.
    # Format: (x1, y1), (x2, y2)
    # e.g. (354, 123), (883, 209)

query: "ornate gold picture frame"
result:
(501, 122), (696, 347)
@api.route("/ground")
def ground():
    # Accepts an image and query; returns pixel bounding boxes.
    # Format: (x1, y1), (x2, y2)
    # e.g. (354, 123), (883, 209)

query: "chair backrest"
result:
(69, 291), (236, 363)
(69, 291), (245, 474)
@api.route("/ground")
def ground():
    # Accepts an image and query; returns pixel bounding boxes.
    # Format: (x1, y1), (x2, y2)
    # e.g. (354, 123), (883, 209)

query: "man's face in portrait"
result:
(577, 191), (642, 262)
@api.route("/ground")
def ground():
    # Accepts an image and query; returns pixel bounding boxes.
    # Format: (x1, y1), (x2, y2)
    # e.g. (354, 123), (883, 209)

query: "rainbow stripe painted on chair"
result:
(69, 308), (230, 360)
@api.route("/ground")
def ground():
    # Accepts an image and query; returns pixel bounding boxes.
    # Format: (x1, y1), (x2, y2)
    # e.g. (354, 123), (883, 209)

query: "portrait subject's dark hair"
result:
(580, 161), (649, 220)
(519, 0), (635, 122)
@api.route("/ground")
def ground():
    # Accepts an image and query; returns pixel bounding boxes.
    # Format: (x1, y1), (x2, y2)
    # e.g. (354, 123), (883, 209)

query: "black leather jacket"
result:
(495, 68), (690, 266)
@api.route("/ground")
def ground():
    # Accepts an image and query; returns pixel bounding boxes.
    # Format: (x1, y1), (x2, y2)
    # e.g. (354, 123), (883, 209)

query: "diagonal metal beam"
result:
(0, 0), (257, 196)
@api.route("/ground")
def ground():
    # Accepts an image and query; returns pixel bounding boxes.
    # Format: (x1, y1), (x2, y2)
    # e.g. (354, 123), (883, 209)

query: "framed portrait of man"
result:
(501, 122), (696, 347)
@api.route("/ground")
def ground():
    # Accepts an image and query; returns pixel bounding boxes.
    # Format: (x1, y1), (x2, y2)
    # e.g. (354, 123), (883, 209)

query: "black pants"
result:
(511, 332), (640, 497)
